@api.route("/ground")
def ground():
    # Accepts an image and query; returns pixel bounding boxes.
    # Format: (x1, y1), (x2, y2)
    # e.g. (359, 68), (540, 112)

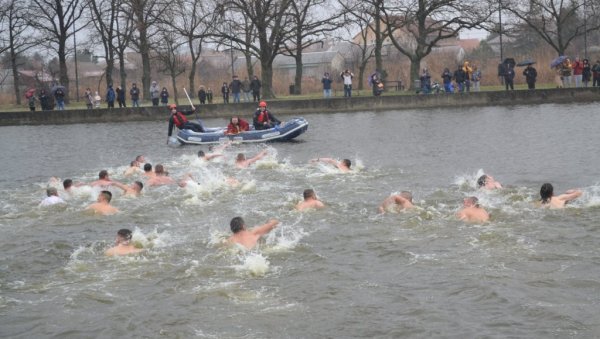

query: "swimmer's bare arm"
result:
(213, 141), (231, 153)
(558, 189), (582, 202)
(109, 181), (129, 192)
(247, 150), (268, 165)
(250, 219), (279, 237)
(205, 153), (224, 161)
(311, 157), (338, 166)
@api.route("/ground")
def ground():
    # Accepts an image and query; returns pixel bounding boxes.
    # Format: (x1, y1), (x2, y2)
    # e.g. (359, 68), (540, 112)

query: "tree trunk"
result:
(409, 56), (420, 90)
(188, 64), (196, 99)
(171, 71), (179, 105)
(118, 51), (127, 91)
(294, 51), (303, 95)
(358, 62), (367, 91)
(260, 59), (275, 99)
(58, 43), (70, 103)
(10, 46), (21, 105)
(105, 57), (114, 87)
(245, 51), (253, 79)
(374, 3), (385, 81)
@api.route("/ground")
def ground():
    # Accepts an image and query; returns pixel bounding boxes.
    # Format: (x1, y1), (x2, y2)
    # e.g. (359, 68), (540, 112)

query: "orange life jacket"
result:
(172, 112), (188, 128)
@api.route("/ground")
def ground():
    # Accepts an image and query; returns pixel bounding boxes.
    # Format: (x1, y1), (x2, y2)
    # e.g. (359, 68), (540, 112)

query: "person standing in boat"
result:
(226, 116), (250, 135)
(253, 101), (281, 130)
(167, 104), (205, 143)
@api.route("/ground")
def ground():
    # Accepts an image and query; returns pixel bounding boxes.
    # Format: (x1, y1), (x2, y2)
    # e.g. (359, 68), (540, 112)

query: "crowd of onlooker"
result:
(21, 56), (600, 110)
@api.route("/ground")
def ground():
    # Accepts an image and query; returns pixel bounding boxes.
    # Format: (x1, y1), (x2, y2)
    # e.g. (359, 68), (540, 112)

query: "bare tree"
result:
(165, 0), (215, 98)
(2, 1), (36, 104)
(28, 0), (87, 100)
(154, 29), (187, 105)
(342, 11), (377, 90)
(114, 4), (135, 91)
(86, 0), (120, 87)
(381, 0), (493, 89)
(217, 0), (294, 99)
(503, 0), (600, 56)
(282, 0), (344, 94)
(127, 0), (168, 99)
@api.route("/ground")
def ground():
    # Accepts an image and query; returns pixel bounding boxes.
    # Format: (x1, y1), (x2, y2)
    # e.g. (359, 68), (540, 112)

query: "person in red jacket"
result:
(226, 116), (250, 135)
(167, 104), (205, 142)
(572, 57), (584, 88)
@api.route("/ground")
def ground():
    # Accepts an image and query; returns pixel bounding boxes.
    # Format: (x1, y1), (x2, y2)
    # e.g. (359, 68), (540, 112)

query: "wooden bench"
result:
(383, 80), (404, 91)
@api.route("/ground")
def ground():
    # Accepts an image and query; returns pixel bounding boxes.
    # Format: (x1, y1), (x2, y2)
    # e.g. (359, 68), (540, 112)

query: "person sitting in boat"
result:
(253, 101), (281, 130)
(167, 104), (205, 140)
(226, 116), (250, 135)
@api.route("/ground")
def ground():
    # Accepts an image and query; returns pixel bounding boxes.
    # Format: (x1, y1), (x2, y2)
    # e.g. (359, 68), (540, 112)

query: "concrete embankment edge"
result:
(1, 88), (598, 126)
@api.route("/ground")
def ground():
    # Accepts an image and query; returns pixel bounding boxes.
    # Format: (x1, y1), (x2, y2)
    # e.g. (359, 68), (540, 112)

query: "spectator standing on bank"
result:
(250, 75), (261, 102)
(572, 57), (583, 88)
(523, 64), (537, 90)
(229, 75), (242, 103)
(94, 91), (101, 108)
(221, 82), (230, 104)
(130, 83), (140, 107)
(39, 89), (51, 111)
(504, 65), (515, 90)
(471, 66), (482, 91)
(207, 87), (213, 103)
(340, 69), (354, 97)
(453, 65), (466, 93)
(150, 81), (160, 106)
(116, 86), (126, 107)
(84, 88), (93, 109)
(419, 68), (431, 94)
(54, 86), (65, 110)
(582, 59), (591, 87)
(441, 68), (453, 93)
(592, 60), (600, 87)
(106, 84), (116, 108)
(463, 61), (473, 92)
(28, 94), (37, 111)
(242, 77), (251, 102)
(160, 87), (169, 105)
(198, 86), (207, 104)
(561, 59), (573, 87)
(322, 72), (333, 98)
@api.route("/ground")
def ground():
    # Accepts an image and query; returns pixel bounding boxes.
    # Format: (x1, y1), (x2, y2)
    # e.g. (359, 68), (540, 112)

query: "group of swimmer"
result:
(40, 147), (583, 256)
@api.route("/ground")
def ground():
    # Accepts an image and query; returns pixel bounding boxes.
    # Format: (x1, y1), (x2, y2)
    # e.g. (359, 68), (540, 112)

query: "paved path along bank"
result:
(1, 88), (599, 126)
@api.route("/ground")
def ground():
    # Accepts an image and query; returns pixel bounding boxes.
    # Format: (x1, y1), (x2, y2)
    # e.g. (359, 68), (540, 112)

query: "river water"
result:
(1, 103), (599, 338)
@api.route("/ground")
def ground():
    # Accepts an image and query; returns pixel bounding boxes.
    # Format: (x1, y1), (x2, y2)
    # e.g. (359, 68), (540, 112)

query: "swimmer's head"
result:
(303, 188), (316, 200)
(130, 160), (137, 167)
(540, 183), (554, 203)
(99, 170), (108, 179)
(135, 155), (144, 163)
(155, 164), (165, 175)
(342, 159), (351, 168)
(477, 175), (488, 188)
(197, 150), (205, 158)
(230, 217), (245, 233)
(208, 145), (215, 152)
(116, 228), (133, 244)
(46, 187), (58, 197)
(464, 196), (479, 207)
(99, 190), (112, 203)
(143, 163), (152, 172)
(63, 179), (73, 190)
(134, 181), (143, 192)
(236, 153), (246, 161)
(400, 191), (413, 202)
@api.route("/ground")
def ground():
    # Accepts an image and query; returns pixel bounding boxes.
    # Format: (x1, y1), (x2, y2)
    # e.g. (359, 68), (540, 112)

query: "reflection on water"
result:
(1, 103), (600, 337)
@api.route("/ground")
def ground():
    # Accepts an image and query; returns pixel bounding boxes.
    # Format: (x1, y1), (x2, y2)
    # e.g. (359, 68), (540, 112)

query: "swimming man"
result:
(456, 196), (489, 223)
(296, 189), (325, 211)
(378, 191), (414, 213)
(227, 217), (279, 250)
(105, 229), (143, 256)
(539, 183), (582, 209)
